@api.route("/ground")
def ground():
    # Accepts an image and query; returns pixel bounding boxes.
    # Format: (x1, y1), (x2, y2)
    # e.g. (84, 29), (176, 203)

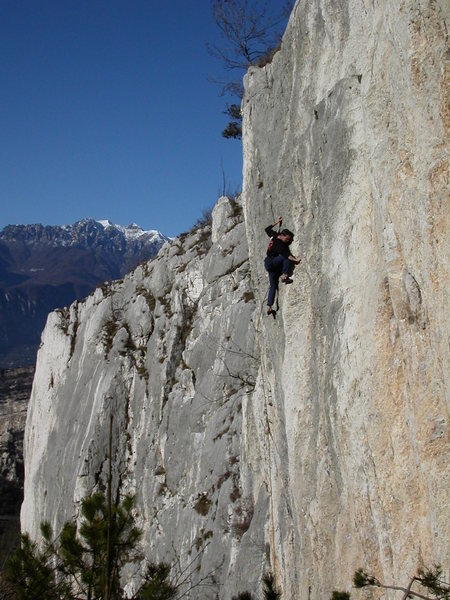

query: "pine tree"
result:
(4, 492), (176, 600)
(262, 573), (281, 600)
(331, 565), (450, 600)
(353, 565), (449, 599)
(231, 572), (281, 599)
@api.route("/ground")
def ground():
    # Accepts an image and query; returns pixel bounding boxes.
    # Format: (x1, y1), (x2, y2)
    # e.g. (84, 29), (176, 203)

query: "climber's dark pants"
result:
(264, 255), (294, 307)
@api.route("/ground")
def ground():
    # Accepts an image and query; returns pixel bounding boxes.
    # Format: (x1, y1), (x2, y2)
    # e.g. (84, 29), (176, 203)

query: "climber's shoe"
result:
(267, 306), (276, 319)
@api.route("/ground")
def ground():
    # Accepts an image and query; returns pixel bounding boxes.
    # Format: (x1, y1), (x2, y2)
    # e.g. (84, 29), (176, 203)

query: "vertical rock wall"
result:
(242, 0), (448, 597)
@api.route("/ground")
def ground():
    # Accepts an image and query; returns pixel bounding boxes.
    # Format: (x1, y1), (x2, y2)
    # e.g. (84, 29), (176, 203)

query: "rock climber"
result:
(264, 216), (301, 316)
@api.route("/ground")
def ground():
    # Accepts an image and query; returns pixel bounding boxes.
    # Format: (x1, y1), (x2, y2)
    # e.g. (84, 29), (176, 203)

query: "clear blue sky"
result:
(0, 1), (247, 237)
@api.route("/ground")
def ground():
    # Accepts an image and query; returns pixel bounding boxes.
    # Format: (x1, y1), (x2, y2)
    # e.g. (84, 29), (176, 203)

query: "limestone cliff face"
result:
(22, 197), (264, 597)
(22, 1), (448, 598)
(241, 0), (449, 596)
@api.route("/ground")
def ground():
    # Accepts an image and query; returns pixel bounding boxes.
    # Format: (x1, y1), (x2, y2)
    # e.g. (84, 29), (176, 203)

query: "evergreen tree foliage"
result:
(262, 573), (281, 600)
(222, 121), (242, 139)
(352, 568), (378, 589)
(4, 492), (176, 600)
(415, 566), (450, 599)
(138, 563), (177, 600)
(331, 564), (449, 599)
(222, 104), (242, 139)
(4, 524), (71, 599)
(232, 572), (281, 600)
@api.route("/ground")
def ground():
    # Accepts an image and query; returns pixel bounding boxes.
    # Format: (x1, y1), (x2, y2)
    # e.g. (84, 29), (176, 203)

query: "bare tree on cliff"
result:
(209, 0), (294, 138)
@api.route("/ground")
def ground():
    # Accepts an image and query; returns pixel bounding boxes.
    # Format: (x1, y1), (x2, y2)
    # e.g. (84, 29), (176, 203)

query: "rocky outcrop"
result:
(22, 198), (263, 597)
(22, 1), (448, 598)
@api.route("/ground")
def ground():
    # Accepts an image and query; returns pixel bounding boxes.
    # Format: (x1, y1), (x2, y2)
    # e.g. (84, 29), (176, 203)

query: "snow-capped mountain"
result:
(0, 219), (168, 368)
(97, 219), (163, 241)
(0, 219), (166, 249)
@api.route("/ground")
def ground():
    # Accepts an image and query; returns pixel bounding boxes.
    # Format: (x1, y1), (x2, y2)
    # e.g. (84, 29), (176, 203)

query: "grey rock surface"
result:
(242, 0), (449, 596)
(22, 198), (263, 598)
(21, 1), (449, 598)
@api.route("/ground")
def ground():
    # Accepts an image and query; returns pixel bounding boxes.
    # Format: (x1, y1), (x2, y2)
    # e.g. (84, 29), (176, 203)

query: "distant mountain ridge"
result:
(0, 219), (164, 248)
(0, 219), (168, 368)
